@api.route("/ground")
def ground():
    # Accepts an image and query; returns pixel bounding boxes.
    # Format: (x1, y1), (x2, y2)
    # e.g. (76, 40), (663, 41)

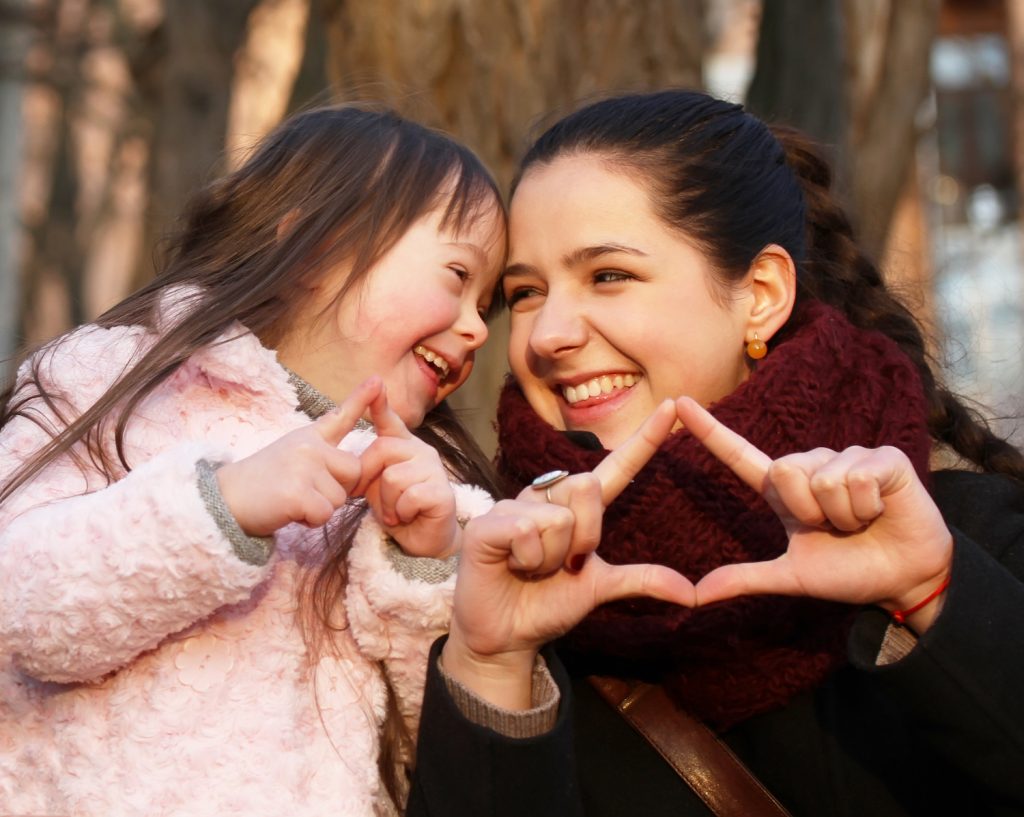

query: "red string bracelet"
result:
(891, 575), (951, 625)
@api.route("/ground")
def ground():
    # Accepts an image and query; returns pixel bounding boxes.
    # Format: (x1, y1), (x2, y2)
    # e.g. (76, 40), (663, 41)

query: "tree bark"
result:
(129, 0), (260, 288)
(844, 0), (940, 261)
(746, 0), (847, 177)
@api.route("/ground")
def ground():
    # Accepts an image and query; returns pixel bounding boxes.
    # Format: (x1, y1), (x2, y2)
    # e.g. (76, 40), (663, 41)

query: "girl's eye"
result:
(449, 265), (471, 282)
(594, 269), (633, 284)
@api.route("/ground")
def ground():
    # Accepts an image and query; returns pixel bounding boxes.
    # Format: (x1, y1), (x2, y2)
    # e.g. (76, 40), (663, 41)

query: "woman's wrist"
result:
(880, 537), (954, 635)
(440, 630), (539, 711)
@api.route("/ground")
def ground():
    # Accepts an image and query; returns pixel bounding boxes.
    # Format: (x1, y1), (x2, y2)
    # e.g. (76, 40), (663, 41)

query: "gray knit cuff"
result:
(384, 536), (460, 584)
(438, 654), (560, 738)
(196, 459), (275, 566)
(876, 621), (919, 666)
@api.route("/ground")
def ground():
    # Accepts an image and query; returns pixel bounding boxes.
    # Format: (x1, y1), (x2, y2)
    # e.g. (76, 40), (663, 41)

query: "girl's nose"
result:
(454, 305), (489, 350)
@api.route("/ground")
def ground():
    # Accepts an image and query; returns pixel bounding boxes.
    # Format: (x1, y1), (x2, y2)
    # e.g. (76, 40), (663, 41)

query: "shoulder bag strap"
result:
(589, 675), (793, 817)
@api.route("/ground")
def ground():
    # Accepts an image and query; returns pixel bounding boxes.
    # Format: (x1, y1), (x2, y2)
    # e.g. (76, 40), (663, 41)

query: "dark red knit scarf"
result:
(496, 302), (932, 730)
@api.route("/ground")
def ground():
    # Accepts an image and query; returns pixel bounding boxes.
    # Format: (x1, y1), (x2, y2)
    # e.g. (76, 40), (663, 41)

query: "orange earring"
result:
(746, 332), (767, 360)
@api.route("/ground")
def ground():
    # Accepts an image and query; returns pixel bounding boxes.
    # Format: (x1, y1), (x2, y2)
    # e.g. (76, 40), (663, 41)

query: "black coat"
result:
(407, 470), (1024, 817)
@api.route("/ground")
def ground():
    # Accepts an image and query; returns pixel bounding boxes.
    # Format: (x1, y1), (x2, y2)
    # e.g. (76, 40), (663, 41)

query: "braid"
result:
(773, 125), (1024, 481)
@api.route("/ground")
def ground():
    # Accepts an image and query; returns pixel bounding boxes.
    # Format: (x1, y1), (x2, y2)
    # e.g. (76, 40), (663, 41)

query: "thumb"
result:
(314, 376), (383, 446)
(592, 560), (697, 608)
(694, 557), (799, 606)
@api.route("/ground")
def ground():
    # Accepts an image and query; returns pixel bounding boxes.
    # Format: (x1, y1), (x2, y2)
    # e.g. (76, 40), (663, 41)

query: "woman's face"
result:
(505, 154), (752, 449)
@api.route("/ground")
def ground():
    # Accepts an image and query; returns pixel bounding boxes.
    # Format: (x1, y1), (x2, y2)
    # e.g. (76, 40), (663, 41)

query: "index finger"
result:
(315, 376), (383, 446)
(675, 395), (772, 493)
(592, 399), (676, 505)
(367, 386), (413, 440)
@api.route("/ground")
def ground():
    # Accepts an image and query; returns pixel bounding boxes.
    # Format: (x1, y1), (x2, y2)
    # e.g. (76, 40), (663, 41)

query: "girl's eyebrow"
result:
(445, 241), (489, 265)
(505, 243), (649, 278)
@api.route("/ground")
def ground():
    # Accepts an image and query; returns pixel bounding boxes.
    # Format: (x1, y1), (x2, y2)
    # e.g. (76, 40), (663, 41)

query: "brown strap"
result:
(589, 676), (793, 817)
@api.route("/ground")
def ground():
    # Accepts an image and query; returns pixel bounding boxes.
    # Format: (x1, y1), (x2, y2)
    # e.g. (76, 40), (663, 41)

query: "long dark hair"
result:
(513, 89), (1024, 480)
(1, 104), (506, 809)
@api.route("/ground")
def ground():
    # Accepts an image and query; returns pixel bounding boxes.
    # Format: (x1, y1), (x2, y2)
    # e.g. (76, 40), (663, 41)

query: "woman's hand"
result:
(677, 396), (954, 634)
(442, 400), (697, 708)
(355, 388), (459, 558)
(216, 377), (382, 536)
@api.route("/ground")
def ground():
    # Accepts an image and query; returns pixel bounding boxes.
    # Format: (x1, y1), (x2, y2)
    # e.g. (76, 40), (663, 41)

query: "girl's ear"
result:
(745, 244), (796, 342)
(276, 209), (301, 242)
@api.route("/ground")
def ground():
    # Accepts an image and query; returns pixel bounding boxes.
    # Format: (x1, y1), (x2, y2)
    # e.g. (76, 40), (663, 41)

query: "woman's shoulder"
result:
(931, 468), (1024, 512)
(931, 468), (1024, 563)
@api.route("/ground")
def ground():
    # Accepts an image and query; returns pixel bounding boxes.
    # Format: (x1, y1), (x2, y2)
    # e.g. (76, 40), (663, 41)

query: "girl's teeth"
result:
(414, 345), (449, 376)
(561, 375), (640, 404)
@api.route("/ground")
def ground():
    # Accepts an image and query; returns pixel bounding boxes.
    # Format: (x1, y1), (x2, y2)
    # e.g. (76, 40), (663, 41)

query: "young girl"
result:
(0, 105), (504, 816)
(408, 90), (1024, 816)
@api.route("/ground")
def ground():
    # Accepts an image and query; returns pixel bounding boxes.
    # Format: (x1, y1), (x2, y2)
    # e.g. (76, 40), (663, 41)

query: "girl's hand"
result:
(442, 400), (697, 708)
(677, 396), (954, 633)
(355, 388), (459, 558)
(215, 378), (382, 536)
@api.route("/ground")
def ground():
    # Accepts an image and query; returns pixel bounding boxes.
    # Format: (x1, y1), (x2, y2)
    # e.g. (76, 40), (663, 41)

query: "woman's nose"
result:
(528, 296), (587, 359)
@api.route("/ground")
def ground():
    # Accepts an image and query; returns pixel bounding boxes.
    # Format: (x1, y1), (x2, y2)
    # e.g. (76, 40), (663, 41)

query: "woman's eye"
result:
(504, 287), (541, 308)
(594, 270), (632, 284)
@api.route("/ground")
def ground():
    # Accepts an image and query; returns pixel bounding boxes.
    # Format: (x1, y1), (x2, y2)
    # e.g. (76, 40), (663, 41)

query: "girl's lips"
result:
(413, 352), (441, 399)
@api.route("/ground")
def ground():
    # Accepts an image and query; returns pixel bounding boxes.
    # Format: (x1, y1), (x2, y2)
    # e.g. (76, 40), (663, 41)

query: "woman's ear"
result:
(745, 244), (796, 342)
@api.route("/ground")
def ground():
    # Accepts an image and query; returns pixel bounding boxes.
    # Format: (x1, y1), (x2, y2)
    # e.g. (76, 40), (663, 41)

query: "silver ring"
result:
(531, 469), (569, 503)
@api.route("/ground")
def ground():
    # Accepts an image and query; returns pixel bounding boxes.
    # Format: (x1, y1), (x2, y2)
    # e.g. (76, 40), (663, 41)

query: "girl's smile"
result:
(278, 201), (505, 428)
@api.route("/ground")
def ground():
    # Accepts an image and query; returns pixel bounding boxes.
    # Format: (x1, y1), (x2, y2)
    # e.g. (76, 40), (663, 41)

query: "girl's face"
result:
(505, 154), (753, 449)
(278, 199), (505, 428)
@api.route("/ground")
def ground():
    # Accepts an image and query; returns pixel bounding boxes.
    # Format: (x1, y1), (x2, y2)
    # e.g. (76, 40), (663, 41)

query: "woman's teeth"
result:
(414, 345), (450, 377)
(562, 374), (638, 405)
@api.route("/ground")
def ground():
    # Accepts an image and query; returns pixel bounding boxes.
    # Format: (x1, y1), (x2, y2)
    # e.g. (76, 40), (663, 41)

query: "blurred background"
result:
(1, 0), (1022, 455)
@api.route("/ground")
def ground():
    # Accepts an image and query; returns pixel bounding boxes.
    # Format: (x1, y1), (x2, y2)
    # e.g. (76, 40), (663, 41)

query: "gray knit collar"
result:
(285, 367), (372, 430)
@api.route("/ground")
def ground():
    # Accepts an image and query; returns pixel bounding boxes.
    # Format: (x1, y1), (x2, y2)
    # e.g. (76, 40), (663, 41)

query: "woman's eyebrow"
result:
(561, 243), (648, 268)
(505, 243), (649, 279)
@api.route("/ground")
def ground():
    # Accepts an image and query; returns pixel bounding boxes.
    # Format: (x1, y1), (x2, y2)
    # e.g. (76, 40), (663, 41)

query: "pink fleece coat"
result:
(0, 308), (493, 816)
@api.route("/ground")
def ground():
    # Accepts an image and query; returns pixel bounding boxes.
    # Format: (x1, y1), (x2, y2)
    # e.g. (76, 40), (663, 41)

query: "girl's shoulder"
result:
(18, 322), (156, 407)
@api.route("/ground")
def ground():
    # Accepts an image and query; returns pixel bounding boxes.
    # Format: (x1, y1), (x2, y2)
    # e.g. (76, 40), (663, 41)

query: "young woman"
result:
(408, 90), (1024, 817)
(0, 105), (506, 816)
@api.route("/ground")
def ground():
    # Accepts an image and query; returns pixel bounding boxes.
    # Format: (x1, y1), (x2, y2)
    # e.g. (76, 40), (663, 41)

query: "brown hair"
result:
(1, 104), (507, 808)
(514, 89), (1024, 480)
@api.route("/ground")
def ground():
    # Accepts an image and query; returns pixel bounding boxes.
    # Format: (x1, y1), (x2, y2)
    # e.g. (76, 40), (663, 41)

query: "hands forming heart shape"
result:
(444, 396), (954, 703)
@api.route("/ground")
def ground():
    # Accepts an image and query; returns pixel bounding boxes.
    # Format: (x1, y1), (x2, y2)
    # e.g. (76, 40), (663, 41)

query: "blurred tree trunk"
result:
(747, 0), (939, 262)
(20, 0), (91, 345)
(324, 0), (707, 454)
(845, 0), (940, 262)
(0, 0), (39, 374)
(1007, 0), (1024, 235)
(746, 0), (846, 173)
(129, 0), (260, 288)
(287, 0), (329, 113)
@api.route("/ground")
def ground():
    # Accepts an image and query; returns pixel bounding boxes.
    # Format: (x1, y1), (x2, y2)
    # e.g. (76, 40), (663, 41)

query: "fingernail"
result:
(569, 554), (587, 572)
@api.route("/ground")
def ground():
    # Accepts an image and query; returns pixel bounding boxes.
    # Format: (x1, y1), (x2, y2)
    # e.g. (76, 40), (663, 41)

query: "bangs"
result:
(435, 154), (504, 237)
